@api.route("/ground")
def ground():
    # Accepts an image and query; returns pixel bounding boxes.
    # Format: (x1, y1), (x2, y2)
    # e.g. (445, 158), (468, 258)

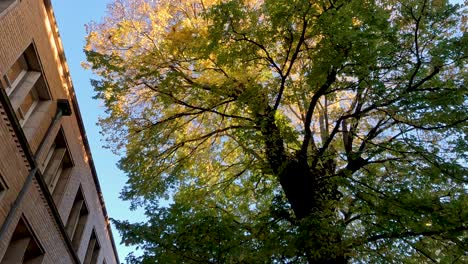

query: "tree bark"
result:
(258, 109), (347, 264)
(279, 161), (347, 264)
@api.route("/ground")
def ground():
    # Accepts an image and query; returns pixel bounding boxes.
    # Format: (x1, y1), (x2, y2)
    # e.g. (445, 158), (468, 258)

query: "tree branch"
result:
(300, 68), (337, 159)
(274, 15), (308, 111)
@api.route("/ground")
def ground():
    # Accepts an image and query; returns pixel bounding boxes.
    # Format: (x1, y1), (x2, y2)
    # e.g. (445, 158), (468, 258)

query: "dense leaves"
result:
(85, 0), (467, 263)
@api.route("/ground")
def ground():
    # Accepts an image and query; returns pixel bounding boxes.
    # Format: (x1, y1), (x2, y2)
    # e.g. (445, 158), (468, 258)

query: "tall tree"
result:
(85, 0), (467, 263)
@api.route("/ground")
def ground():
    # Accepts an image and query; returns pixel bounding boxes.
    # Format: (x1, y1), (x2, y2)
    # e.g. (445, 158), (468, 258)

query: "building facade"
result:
(0, 1), (119, 263)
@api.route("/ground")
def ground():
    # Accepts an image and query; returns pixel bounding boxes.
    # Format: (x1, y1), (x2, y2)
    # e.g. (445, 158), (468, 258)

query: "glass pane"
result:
(6, 55), (27, 85)
(49, 164), (63, 193)
(44, 143), (56, 168)
(20, 91), (35, 115)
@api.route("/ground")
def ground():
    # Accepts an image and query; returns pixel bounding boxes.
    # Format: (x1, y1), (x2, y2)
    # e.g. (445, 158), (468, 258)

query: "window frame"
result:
(65, 186), (89, 251)
(83, 229), (101, 264)
(1, 44), (52, 128)
(41, 128), (74, 196)
(17, 87), (39, 126)
(0, 173), (8, 200)
(0, 215), (45, 264)
(0, 0), (18, 18)
(3, 70), (27, 95)
(3, 54), (28, 94)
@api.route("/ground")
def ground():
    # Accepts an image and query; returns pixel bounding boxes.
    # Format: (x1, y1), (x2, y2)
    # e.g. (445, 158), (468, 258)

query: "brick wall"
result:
(0, 1), (119, 263)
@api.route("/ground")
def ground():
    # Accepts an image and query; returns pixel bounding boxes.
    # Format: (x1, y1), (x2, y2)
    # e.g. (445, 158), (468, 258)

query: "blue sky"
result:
(50, 0), (144, 261)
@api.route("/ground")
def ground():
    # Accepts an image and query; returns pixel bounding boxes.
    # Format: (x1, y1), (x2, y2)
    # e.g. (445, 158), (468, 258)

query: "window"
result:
(83, 230), (100, 264)
(1, 54), (27, 93)
(0, 45), (51, 127)
(40, 129), (73, 198)
(0, 216), (44, 264)
(0, 173), (7, 199)
(0, 0), (16, 15)
(17, 87), (39, 123)
(65, 187), (89, 251)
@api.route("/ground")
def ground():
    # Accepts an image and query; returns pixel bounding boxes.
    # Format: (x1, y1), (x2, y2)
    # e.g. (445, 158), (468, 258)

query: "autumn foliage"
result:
(85, 0), (467, 263)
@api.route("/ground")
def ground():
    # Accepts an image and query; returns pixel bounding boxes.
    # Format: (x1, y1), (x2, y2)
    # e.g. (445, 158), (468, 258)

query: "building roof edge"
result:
(42, 1), (121, 263)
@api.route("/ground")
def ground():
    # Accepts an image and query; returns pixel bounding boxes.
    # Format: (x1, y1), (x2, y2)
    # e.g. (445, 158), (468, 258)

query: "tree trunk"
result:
(258, 108), (346, 263)
(279, 160), (347, 264)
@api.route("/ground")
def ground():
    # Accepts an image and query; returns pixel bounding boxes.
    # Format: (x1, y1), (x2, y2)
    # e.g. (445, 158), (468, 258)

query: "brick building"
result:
(0, 0), (120, 263)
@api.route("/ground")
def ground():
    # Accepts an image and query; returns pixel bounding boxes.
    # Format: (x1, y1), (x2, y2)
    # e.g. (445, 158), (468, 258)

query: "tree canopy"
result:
(85, 0), (467, 263)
